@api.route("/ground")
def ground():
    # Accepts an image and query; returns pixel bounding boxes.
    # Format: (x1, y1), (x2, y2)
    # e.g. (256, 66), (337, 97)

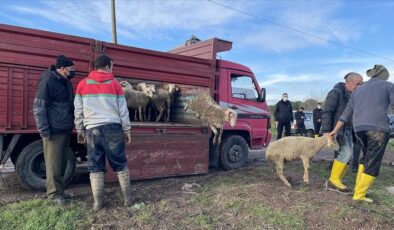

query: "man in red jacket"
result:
(74, 54), (132, 211)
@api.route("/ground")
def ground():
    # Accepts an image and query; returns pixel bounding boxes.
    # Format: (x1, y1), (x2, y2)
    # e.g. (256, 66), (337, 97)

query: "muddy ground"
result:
(1, 148), (394, 229)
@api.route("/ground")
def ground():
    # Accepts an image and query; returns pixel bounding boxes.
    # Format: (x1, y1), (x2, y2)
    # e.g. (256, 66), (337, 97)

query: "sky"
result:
(1, 0), (394, 105)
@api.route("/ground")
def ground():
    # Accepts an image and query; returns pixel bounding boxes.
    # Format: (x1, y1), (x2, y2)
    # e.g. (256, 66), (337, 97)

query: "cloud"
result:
(8, 0), (247, 41)
(242, 1), (361, 52)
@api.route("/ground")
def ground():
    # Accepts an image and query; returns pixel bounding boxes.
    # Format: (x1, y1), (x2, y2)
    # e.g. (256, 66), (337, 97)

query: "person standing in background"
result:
(274, 93), (293, 140)
(313, 103), (323, 137)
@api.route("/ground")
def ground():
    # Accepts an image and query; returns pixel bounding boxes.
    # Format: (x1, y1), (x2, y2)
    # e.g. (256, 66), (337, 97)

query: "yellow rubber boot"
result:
(356, 164), (364, 184)
(328, 159), (350, 191)
(353, 172), (375, 203)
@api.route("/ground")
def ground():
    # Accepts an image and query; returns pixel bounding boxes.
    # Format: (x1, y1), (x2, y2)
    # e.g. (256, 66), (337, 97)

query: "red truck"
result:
(0, 24), (272, 191)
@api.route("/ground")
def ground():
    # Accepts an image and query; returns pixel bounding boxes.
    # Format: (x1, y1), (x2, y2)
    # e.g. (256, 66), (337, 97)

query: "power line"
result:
(207, 0), (394, 62)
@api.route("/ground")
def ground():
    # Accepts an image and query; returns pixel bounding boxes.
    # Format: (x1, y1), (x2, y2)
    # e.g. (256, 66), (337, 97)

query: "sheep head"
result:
(224, 108), (237, 127)
(163, 83), (180, 94)
(137, 83), (156, 98)
(325, 134), (340, 151)
(120, 81), (133, 90)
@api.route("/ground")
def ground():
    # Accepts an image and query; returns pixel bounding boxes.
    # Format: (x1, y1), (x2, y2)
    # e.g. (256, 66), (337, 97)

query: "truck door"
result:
(225, 71), (270, 148)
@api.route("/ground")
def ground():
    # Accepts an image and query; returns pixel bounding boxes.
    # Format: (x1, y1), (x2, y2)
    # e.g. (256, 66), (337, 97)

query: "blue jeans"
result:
(336, 129), (353, 163)
(86, 123), (128, 173)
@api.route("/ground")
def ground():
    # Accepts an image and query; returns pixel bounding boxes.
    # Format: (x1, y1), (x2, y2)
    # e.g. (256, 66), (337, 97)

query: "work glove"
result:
(124, 130), (131, 144)
(77, 130), (86, 144)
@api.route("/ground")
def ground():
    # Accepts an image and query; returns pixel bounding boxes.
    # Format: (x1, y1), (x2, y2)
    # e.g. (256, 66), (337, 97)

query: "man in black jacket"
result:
(313, 103), (323, 137)
(294, 107), (306, 136)
(321, 72), (363, 192)
(33, 55), (76, 205)
(274, 93), (294, 139)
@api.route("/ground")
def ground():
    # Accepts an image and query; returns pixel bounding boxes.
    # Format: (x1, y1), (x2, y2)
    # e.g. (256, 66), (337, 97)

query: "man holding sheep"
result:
(330, 65), (393, 203)
(322, 72), (363, 192)
(74, 54), (132, 211)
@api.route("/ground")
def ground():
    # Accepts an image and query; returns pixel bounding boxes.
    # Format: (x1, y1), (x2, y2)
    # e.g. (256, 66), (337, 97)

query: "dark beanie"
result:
(55, 55), (74, 68)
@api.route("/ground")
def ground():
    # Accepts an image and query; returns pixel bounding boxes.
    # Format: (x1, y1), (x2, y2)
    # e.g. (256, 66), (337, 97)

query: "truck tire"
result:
(15, 140), (76, 191)
(220, 135), (248, 170)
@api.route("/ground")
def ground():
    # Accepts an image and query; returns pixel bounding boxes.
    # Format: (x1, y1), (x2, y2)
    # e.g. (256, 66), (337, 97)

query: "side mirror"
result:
(258, 88), (266, 102)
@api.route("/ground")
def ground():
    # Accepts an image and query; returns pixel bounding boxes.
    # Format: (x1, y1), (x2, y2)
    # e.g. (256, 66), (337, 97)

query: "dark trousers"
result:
(297, 122), (305, 136)
(355, 130), (389, 177)
(314, 122), (321, 135)
(86, 123), (128, 173)
(43, 134), (70, 198)
(277, 121), (291, 140)
(352, 140), (362, 170)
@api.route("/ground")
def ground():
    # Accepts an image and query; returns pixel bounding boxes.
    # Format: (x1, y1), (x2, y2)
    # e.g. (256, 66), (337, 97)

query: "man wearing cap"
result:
(330, 65), (394, 202)
(33, 55), (76, 205)
(321, 72), (363, 192)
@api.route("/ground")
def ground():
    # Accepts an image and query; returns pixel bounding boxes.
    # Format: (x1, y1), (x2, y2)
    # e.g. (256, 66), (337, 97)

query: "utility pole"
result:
(111, 0), (117, 44)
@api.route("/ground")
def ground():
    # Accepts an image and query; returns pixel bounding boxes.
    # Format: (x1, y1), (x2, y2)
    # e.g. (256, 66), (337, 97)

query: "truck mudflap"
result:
(105, 123), (210, 182)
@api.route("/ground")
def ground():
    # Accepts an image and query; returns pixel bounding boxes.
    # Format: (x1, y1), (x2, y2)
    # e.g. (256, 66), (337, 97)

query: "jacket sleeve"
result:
(339, 95), (354, 123)
(274, 103), (279, 121)
(313, 109), (317, 122)
(290, 103), (294, 121)
(33, 78), (50, 138)
(74, 82), (85, 131)
(115, 82), (131, 131)
(321, 90), (339, 132)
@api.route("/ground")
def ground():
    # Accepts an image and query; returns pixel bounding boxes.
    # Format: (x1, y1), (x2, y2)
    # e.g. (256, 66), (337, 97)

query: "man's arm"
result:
(321, 90), (339, 132)
(74, 83), (85, 131)
(115, 82), (131, 132)
(289, 102), (294, 121)
(339, 95), (354, 124)
(33, 78), (50, 138)
(274, 102), (279, 121)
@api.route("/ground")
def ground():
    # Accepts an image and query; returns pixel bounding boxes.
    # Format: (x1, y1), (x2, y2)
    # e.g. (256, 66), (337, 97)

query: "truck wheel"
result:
(15, 140), (76, 191)
(220, 135), (248, 170)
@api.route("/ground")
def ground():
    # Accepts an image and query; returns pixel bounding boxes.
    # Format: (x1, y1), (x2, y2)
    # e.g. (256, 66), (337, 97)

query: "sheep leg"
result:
(210, 126), (218, 145)
(301, 157), (310, 185)
(134, 110), (137, 121)
(275, 161), (291, 188)
(156, 109), (164, 122)
(138, 107), (144, 121)
(217, 128), (223, 145)
(184, 102), (190, 111)
(166, 99), (171, 122)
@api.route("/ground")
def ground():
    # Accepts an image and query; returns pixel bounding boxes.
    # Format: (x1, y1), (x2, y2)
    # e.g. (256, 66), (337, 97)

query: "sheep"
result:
(120, 81), (155, 121)
(265, 135), (340, 188)
(200, 105), (237, 145)
(150, 83), (180, 122)
(184, 93), (217, 119)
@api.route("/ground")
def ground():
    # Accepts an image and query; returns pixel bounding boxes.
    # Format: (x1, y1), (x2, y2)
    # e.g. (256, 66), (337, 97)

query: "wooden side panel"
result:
(105, 125), (209, 182)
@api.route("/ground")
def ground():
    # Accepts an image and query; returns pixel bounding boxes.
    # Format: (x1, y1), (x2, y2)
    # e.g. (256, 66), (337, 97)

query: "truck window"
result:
(231, 74), (259, 101)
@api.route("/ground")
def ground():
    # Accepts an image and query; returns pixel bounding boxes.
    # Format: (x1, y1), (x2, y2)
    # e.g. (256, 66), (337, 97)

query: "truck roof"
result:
(218, 60), (253, 74)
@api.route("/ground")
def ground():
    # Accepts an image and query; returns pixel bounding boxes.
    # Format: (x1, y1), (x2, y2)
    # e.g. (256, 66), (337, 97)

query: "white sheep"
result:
(184, 93), (218, 119)
(120, 81), (155, 121)
(201, 105), (237, 145)
(185, 93), (237, 145)
(265, 135), (339, 188)
(150, 83), (180, 122)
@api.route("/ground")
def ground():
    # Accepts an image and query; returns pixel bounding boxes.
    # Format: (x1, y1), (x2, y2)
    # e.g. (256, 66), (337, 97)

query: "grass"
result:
(0, 199), (89, 230)
(250, 204), (305, 229)
(386, 139), (394, 150)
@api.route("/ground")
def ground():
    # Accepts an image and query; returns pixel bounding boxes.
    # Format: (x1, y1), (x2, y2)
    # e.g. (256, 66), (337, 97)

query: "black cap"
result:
(55, 55), (74, 69)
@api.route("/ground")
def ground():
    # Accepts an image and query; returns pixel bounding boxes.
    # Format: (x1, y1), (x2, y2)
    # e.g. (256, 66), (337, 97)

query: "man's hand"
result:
(42, 136), (50, 141)
(77, 130), (86, 144)
(275, 121), (278, 127)
(124, 130), (131, 144)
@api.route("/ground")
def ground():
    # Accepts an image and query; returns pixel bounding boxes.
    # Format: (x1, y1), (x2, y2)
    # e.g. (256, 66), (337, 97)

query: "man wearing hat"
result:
(321, 72), (363, 192)
(330, 65), (393, 202)
(33, 55), (76, 205)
